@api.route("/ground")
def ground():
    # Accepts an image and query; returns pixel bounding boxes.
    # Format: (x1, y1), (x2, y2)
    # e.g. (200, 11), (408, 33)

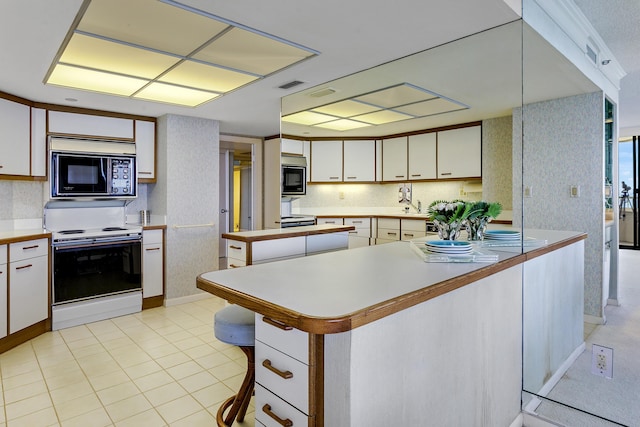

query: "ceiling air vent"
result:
(309, 87), (336, 98)
(279, 80), (305, 90)
(586, 44), (597, 64)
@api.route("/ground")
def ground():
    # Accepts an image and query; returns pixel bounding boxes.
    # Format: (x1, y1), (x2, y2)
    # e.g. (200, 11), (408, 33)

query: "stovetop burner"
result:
(59, 229), (85, 235)
(102, 227), (127, 231)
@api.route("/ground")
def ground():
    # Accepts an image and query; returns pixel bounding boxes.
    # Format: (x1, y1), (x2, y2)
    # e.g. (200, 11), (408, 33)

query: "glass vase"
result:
(466, 216), (489, 241)
(433, 219), (464, 240)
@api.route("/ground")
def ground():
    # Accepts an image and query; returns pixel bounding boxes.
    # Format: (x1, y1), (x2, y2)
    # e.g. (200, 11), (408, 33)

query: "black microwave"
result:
(282, 156), (307, 196)
(51, 151), (137, 199)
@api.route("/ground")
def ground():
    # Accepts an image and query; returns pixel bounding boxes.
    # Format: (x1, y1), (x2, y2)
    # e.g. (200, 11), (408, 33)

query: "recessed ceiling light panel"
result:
(47, 64), (148, 96)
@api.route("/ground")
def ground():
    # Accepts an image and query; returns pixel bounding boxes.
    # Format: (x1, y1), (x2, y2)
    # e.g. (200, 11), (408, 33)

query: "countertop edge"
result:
(197, 231), (587, 335)
(222, 224), (355, 243)
(0, 231), (52, 245)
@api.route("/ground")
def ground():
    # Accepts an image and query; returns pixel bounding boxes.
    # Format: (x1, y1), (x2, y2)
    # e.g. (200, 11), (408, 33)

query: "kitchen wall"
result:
(0, 180), (44, 223)
(514, 91), (604, 319)
(294, 116), (513, 216)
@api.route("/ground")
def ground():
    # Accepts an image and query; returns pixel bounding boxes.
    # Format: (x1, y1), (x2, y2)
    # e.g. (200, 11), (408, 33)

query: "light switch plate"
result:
(570, 185), (580, 198)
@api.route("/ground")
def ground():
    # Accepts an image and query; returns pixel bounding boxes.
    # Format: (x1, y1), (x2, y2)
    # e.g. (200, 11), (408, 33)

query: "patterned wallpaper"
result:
(514, 91), (605, 317)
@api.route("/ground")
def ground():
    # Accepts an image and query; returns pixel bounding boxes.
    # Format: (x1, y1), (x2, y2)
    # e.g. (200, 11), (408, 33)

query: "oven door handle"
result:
(54, 237), (141, 250)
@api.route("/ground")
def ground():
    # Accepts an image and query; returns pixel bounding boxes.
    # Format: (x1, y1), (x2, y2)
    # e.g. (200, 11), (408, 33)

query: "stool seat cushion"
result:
(214, 305), (255, 347)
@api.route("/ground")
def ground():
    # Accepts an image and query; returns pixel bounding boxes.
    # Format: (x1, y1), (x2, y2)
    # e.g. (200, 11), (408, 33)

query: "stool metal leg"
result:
(216, 345), (255, 427)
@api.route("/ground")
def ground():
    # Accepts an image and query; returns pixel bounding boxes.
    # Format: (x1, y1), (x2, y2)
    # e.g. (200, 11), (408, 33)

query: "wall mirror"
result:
(280, 1), (629, 424)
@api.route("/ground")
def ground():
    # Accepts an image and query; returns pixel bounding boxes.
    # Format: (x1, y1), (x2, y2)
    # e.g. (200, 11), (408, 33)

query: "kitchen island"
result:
(198, 229), (586, 426)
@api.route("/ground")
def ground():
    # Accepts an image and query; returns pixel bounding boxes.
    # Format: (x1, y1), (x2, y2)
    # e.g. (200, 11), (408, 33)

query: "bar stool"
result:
(214, 304), (255, 427)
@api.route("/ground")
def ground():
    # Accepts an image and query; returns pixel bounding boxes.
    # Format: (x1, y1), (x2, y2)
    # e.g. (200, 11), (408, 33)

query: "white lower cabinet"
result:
(401, 219), (428, 241)
(306, 232), (348, 255)
(255, 314), (310, 427)
(142, 229), (163, 298)
(253, 237), (306, 264)
(376, 218), (401, 244)
(9, 239), (48, 334)
(0, 245), (7, 339)
(345, 217), (371, 248)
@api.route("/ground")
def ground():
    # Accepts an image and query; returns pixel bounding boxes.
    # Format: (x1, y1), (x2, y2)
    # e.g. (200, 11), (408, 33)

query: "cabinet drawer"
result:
(10, 238), (48, 262)
(401, 219), (427, 232)
(256, 340), (309, 413)
(226, 258), (246, 269)
(401, 230), (426, 241)
(306, 232), (348, 255)
(256, 314), (308, 363)
(377, 228), (400, 241)
(253, 237), (305, 263)
(226, 240), (247, 261)
(348, 228), (371, 238)
(316, 217), (342, 225)
(143, 229), (163, 245)
(255, 384), (309, 427)
(377, 218), (399, 229)
(345, 217), (371, 230)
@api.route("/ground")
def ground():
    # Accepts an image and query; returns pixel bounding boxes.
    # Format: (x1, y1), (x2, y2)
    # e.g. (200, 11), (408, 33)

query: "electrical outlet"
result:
(570, 185), (580, 198)
(339, 191), (345, 200)
(524, 186), (532, 198)
(591, 344), (613, 378)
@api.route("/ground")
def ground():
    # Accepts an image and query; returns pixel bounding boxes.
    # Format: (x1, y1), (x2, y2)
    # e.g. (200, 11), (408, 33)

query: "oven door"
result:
(53, 237), (142, 305)
(52, 152), (109, 197)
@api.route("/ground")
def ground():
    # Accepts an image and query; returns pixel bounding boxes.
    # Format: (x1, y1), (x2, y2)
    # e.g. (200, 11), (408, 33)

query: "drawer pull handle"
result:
(346, 176), (357, 179)
(395, 175), (404, 178)
(22, 245), (39, 250)
(229, 264), (240, 268)
(262, 316), (293, 331)
(324, 221), (335, 224)
(404, 233), (414, 237)
(229, 245), (242, 250)
(16, 264), (33, 270)
(262, 359), (293, 379)
(329, 176), (340, 180)
(262, 404), (293, 427)
(411, 174), (422, 177)
(352, 220), (362, 224)
(440, 172), (452, 176)
(348, 231), (358, 234)
(387, 232), (397, 236)
(145, 247), (161, 251)
(139, 171), (153, 175)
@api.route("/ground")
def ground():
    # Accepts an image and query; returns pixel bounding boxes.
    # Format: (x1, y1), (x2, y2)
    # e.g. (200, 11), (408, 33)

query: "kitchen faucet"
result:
(404, 200), (422, 214)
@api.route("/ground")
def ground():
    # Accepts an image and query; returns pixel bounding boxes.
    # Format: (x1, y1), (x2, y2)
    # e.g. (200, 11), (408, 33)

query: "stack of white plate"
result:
(484, 230), (521, 241)
(425, 240), (473, 254)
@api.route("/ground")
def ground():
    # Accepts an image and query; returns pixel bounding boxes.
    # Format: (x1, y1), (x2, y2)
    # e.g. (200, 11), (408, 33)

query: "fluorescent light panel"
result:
(45, 0), (317, 107)
(281, 83), (468, 130)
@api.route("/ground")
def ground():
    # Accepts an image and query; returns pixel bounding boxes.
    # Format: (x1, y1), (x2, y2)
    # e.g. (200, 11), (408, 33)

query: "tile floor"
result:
(0, 296), (256, 427)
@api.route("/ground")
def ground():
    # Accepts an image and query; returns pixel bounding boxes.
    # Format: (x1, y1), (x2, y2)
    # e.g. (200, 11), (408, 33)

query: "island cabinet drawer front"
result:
(9, 238), (48, 262)
(256, 314), (309, 363)
(255, 384), (309, 427)
(226, 241), (247, 259)
(253, 237), (306, 263)
(377, 228), (400, 241)
(377, 218), (399, 229)
(0, 245), (6, 262)
(256, 341), (309, 413)
(306, 232), (348, 255)
(226, 258), (246, 269)
(401, 219), (428, 232)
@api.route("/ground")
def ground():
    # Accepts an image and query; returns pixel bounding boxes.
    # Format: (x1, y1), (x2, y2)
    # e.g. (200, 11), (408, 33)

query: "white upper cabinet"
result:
(281, 138), (305, 156)
(48, 111), (134, 140)
(0, 98), (31, 176)
(135, 120), (156, 181)
(344, 140), (375, 182)
(382, 136), (407, 181)
(437, 126), (482, 179)
(311, 140), (342, 182)
(408, 133), (437, 180)
(31, 108), (47, 177)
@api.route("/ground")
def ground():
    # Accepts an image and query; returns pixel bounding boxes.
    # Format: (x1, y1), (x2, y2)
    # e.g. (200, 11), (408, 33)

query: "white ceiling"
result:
(0, 0), (637, 138)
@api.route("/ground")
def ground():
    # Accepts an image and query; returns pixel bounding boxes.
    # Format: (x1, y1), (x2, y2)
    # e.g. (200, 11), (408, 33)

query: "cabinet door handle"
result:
(229, 245), (242, 250)
(348, 231), (358, 234)
(346, 176), (357, 179)
(386, 232), (397, 236)
(145, 247), (161, 251)
(16, 264), (33, 270)
(404, 233), (414, 237)
(262, 404), (293, 427)
(139, 171), (153, 175)
(352, 220), (363, 224)
(440, 172), (452, 176)
(262, 359), (293, 379)
(22, 245), (39, 250)
(329, 176), (340, 180)
(229, 264), (241, 268)
(395, 175), (405, 178)
(324, 221), (336, 224)
(411, 174), (422, 177)
(262, 316), (293, 331)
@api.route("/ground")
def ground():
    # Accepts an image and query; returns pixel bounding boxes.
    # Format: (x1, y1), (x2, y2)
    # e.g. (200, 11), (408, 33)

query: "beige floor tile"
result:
(87, 369), (131, 391)
(4, 379), (49, 404)
(135, 336), (171, 351)
(97, 381), (142, 406)
(182, 343), (216, 360)
(222, 372), (248, 394)
(188, 324), (215, 337)
(30, 330), (65, 350)
(122, 359), (163, 380)
(142, 343), (180, 359)
(177, 370), (218, 393)
(104, 394), (152, 423)
(55, 393), (103, 421)
(65, 336), (100, 351)
(114, 408), (166, 427)
(49, 379), (94, 406)
(133, 370), (175, 392)
(209, 360), (246, 381)
(35, 345), (76, 368)
(191, 382), (235, 409)
(5, 392), (53, 420)
(168, 408), (216, 426)
(0, 359), (41, 379)
(69, 342), (105, 359)
(143, 382), (188, 407)
(155, 395), (203, 424)
(59, 325), (94, 343)
(154, 351), (191, 369)
(43, 367), (87, 392)
(5, 406), (58, 427)
(1, 368), (44, 390)
(193, 351), (232, 370)
(166, 360), (203, 381)
(59, 407), (113, 427)
(110, 347), (152, 368)
(100, 336), (135, 351)
(172, 336), (206, 351)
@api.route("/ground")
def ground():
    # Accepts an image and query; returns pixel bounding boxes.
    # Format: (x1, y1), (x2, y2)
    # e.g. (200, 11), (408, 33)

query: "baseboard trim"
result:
(164, 291), (214, 307)
(537, 342), (586, 397)
(584, 314), (605, 325)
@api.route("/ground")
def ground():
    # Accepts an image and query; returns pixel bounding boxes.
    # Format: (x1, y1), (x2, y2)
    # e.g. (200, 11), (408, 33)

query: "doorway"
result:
(619, 135), (639, 248)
